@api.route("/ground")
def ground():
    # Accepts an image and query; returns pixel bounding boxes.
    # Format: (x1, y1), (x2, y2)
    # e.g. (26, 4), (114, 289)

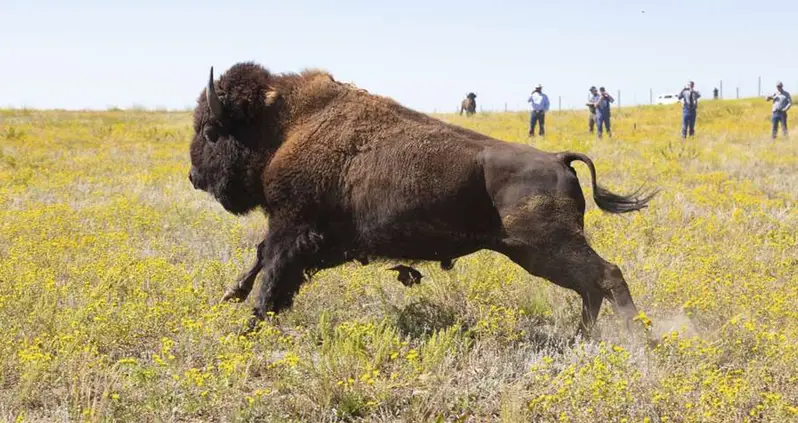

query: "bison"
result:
(460, 92), (477, 116)
(188, 62), (659, 338)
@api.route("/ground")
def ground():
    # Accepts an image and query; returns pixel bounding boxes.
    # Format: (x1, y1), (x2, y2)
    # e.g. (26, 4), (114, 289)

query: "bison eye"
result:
(203, 126), (219, 143)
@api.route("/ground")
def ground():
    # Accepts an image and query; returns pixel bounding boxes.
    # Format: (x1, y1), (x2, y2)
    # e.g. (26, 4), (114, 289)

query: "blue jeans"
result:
(596, 113), (611, 138)
(772, 111), (788, 138)
(682, 108), (697, 138)
(529, 111), (545, 136)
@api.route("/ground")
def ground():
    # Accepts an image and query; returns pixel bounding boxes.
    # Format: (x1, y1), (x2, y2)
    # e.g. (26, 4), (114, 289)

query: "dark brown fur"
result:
(189, 62), (658, 338)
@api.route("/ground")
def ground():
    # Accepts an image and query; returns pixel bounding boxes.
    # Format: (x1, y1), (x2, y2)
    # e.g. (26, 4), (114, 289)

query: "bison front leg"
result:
(440, 258), (457, 271)
(243, 226), (325, 333)
(220, 240), (266, 303)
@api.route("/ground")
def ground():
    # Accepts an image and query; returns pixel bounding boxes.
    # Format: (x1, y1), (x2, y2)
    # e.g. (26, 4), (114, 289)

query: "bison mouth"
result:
(204, 178), (259, 216)
(189, 166), (230, 209)
(188, 166), (204, 190)
(188, 166), (262, 216)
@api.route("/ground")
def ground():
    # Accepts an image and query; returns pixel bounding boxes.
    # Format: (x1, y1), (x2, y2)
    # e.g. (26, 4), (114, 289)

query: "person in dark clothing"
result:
(594, 87), (614, 139)
(678, 81), (701, 138)
(766, 81), (792, 139)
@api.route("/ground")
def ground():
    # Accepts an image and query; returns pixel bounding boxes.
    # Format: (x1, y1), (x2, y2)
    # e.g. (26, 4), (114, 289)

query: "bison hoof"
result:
(238, 315), (262, 336)
(388, 265), (423, 287)
(221, 285), (249, 303)
(440, 258), (457, 271)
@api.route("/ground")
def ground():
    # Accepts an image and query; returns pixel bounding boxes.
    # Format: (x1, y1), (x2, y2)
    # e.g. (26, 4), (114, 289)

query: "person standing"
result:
(586, 86), (599, 133)
(594, 87), (614, 139)
(528, 84), (550, 136)
(766, 81), (792, 139)
(678, 81), (701, 138)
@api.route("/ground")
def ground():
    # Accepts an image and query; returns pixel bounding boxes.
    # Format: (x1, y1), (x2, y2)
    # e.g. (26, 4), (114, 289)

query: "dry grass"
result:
(0, 99), (796, 422)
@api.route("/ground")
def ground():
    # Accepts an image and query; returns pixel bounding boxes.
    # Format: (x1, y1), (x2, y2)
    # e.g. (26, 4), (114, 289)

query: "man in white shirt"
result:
(528, 84), (550, 136)
(586, 86), (599, 133)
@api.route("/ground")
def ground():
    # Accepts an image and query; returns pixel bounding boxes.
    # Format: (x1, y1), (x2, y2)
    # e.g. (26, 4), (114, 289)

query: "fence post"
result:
(758, 76), (761, 96)
(736, 87), (739, 99)
(617, 90), (621, 108)
(649, 88), (653, 104)
(558, 96), (561, 112)
(720, 80), (723, 99)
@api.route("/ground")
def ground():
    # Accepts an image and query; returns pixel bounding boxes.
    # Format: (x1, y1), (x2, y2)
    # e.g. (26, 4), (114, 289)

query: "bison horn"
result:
(206, 66), (224, 119)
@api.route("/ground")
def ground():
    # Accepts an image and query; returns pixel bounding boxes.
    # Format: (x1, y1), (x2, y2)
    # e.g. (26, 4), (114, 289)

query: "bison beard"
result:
(188, 62), (659, 339)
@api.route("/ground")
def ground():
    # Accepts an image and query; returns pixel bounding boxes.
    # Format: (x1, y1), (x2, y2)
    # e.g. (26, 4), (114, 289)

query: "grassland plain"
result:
(0, 98), (795, 422)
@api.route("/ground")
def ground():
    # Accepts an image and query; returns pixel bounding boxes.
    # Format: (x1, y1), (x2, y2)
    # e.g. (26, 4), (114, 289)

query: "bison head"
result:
(188, 62), (279, 215)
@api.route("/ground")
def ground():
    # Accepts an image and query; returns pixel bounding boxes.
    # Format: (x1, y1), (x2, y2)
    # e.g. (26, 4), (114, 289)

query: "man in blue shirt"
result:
(766, 81), (792, 139)
(594, 87), (614, 139)
(528, 84), (550, 136)
(678, 81), (701, 139)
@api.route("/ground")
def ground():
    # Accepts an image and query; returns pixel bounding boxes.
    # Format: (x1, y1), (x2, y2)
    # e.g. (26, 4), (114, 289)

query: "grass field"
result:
(1, 98), (796, 422)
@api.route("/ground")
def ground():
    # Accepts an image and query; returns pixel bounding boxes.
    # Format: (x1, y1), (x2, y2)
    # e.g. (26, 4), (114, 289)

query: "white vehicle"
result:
(655, 93), (681, 105)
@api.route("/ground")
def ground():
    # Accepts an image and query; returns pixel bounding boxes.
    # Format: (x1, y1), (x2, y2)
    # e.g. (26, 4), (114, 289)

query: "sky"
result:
(2, 0), (798, 112)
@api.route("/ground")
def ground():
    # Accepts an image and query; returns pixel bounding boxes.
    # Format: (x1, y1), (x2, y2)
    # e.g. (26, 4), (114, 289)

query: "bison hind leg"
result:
(503, 234), (641, 340)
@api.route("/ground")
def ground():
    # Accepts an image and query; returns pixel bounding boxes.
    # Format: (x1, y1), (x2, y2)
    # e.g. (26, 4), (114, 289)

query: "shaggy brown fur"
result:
(460, 92), (477, 116)
(188, 62), (658, 337)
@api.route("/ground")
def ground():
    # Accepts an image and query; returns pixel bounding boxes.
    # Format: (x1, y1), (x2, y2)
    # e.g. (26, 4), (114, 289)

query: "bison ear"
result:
(264, 87), (281, 107)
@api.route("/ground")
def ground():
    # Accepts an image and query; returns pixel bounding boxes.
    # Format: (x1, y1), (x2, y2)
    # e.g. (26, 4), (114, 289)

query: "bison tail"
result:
(558, 152), (659, 213)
